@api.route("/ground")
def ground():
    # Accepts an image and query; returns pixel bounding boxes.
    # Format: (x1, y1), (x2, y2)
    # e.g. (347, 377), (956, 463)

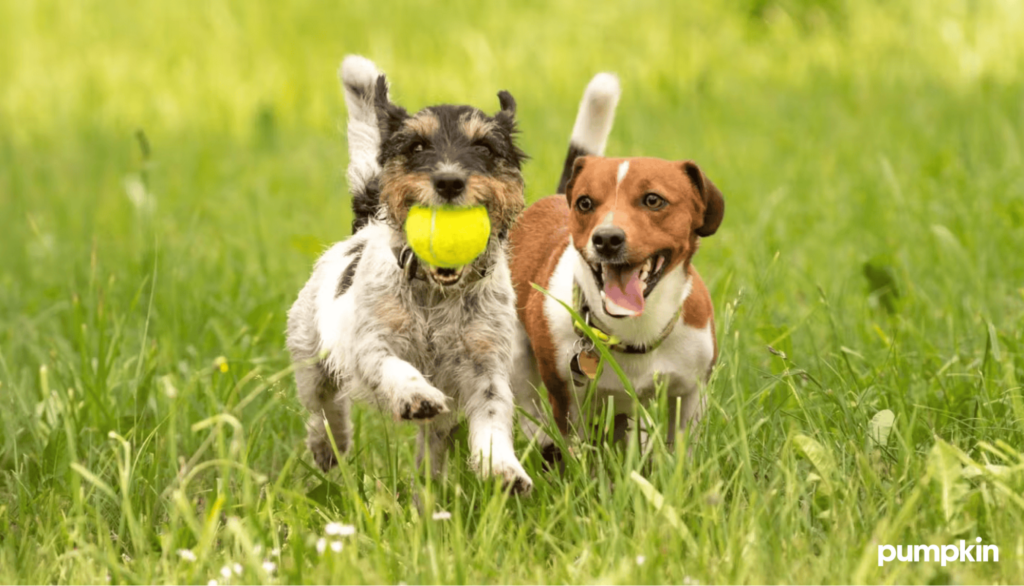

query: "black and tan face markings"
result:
(378, 106), (525, 177)
(371, 73), (527, 240)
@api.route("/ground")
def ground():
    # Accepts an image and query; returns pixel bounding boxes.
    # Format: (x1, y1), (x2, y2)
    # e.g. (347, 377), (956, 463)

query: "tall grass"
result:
(2, 0), (1024, 583)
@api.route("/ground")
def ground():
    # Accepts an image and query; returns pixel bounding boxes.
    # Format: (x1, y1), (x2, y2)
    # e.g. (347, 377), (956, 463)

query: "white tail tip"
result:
(339, 55), (380, 91)
(571, 72), (621, 156)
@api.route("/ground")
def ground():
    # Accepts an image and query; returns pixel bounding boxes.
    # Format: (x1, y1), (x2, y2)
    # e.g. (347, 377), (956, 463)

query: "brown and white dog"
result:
(509, 78), (724, 454)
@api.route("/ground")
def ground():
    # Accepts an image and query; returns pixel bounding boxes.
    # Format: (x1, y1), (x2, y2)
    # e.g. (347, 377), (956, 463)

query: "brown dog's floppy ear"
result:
(683, 161), (725, 237)
(564, 156), (589, 205)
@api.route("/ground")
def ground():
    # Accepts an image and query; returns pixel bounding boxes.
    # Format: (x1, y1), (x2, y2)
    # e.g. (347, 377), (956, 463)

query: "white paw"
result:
(395, 382), (450, 422)
(472, 451), (533, 495)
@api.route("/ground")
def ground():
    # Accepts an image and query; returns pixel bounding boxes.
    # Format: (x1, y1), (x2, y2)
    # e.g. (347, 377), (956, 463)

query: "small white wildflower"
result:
(177, 549), (196, 562)
(432, 511), (452, 521)
(220, 566), (232, 580)
(270, 548), (280, 557)
(208, 581), (218, 586)
(316, 538), (327, 555)
(636, 555), (646, 566)
(330, 540), (343, 553)
(325, 522), (355, 536)
(262, 561), (277, 574)
(232, 563), (243, 576)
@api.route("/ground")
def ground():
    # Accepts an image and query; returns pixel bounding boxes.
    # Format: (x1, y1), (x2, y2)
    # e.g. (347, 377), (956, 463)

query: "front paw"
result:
(472, 453), (534, 495)
(308, 436), (340, 472)
(396, 383), (450, 422)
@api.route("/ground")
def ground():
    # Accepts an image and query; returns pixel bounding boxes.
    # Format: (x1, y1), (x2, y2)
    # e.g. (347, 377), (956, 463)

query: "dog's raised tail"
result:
(340, 55), (385, 232)
(556, 72), (621, 194)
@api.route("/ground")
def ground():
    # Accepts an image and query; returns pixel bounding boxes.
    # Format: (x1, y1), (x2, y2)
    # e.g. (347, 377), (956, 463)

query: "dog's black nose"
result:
(432, 173), (466, 200)
(591, 226), (626, 257)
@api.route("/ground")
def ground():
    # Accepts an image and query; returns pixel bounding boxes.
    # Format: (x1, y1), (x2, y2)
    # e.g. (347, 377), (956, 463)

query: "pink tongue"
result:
(603, 265), (645, 316)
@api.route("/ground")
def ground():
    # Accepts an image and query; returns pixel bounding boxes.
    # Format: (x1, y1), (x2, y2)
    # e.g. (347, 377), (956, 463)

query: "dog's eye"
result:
(576, 196), (594, 213)
(474, 141), (493, 156)
(643, 193), (666, 210)
(409, 141), (426, 154)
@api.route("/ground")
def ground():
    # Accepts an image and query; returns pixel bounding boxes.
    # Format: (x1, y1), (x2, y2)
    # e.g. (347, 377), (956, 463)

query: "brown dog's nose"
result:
(591, 226), (626, 257)
(432, 173), (466, 200)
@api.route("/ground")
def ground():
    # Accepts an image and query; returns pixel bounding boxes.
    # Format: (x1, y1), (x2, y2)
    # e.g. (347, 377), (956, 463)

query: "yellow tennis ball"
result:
(404, 205), (491, 268)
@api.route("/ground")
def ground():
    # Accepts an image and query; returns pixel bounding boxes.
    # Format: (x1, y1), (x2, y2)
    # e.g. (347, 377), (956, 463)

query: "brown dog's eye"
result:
(576, 196), (594, 213)
(643, 193), (666, 210)
(409, 141), (426, 154)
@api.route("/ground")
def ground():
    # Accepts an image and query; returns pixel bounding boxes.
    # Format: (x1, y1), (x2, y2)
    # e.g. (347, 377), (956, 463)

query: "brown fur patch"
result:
(682, 265), (713, 330)
(508, 196), (574, 433)
(373, 294), (411, 333)
(462, 329), (495, 357)
(466, 173), (525, 232)
(404, 112), (439, 136)
(380, 163), (432, 225)
(460, 114), (496, 141)
(683, 266), (718, 373)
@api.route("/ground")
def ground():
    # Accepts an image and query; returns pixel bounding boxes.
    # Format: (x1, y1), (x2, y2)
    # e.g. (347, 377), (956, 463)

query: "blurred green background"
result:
(2, 0), (1024, 583)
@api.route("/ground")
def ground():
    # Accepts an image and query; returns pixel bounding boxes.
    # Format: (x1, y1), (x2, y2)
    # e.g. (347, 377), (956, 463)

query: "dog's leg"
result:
(416, 411), (457, 478)
(296, 363), (352, 472)
(666, 387), (705, 452)
(353, 349), (450, 422)
(463, 375), (533, 494)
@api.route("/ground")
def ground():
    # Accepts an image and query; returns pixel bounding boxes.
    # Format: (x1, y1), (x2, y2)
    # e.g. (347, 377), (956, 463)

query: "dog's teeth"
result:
(644, 258), (654, 272)
(656, 255), (665, 272)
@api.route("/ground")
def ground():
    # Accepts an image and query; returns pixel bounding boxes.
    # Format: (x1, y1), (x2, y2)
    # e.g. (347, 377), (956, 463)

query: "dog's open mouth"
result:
(589, 251), (670, 318)
(428, 265), (467, 287)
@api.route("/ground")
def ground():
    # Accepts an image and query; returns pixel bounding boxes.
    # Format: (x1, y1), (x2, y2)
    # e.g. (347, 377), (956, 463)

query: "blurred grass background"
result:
(3, 0), (1024, 583)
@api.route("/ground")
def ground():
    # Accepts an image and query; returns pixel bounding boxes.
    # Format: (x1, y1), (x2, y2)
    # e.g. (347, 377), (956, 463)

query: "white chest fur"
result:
(541, 245), (714, 414)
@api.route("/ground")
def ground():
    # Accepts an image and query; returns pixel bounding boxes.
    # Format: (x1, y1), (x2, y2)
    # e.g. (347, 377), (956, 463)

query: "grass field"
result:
(3, 0), (1024, 583)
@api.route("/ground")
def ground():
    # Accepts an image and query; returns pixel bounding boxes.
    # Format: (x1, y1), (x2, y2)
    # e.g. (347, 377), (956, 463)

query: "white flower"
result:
(262, 561), (277, 574)
(270, 548), (280, 557)
(219, 566), (232, 580)
(636, 555), (646, 566)
(316, 538), (327, 555)
(177, 549), (197, 562)
(208, 581), (218, 586)
(325, 522), (355, 536)
(232, 563), (243, 576)
(432, 511), (452, 521)
(330, 541), (343, 553)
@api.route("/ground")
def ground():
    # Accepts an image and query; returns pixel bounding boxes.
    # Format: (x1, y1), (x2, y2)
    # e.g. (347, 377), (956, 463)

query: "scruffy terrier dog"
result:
(286, 56), (532, 493)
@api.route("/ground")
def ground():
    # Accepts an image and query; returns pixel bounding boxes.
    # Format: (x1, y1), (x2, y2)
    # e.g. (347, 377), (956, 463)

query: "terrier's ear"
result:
(682, 161), (725, 237)
(494, 90), (517, 131)
(374, 74), (409, 140)
(497, 90), (517, 116)
(564, 156), (590, 205)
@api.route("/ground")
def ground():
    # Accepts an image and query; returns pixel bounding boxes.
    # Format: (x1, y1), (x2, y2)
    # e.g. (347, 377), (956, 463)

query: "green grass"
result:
(3, 0), (1024, 583)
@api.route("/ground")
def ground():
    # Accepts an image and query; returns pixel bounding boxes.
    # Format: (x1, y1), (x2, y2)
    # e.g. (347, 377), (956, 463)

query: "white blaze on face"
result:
(612, 160), (629, 214)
